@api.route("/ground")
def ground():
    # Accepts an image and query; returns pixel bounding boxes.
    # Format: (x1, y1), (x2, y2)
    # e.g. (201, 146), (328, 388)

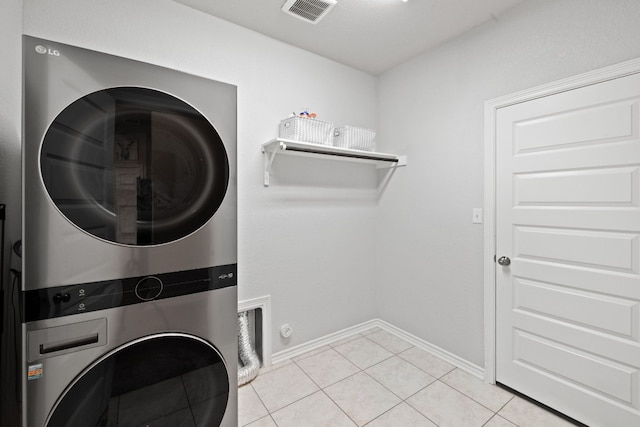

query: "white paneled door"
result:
(495, 72), (640, 426)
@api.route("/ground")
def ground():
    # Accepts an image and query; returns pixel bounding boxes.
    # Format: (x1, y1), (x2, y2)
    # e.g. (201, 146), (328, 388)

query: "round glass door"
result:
(40, 87), (229, 246)
(47, 334), (229, 427)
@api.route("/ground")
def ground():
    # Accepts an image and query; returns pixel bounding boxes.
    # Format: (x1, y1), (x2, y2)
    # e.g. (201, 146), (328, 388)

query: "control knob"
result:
(135, 276), (163, 301)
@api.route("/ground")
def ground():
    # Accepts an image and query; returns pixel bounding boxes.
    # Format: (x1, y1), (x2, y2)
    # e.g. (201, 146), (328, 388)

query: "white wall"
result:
(8, 0), (380, 355)
(376, 0), (640, 367)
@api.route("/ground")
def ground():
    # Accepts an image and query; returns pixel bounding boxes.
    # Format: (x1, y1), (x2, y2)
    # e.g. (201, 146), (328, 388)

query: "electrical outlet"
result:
(472, 208), (483, 224)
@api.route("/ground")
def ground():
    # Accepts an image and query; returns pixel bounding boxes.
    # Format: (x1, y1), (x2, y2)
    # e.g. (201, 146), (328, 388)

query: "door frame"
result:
(482, 57), (640, 384)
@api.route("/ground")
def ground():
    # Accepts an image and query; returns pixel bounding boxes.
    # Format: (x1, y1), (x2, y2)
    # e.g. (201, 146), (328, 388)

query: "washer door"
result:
(46, 334), (229, 427)
(40, 87), (229, 246)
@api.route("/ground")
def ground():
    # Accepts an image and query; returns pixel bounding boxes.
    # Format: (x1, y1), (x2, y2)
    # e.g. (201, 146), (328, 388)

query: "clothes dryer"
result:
(22, 35), (237, 289)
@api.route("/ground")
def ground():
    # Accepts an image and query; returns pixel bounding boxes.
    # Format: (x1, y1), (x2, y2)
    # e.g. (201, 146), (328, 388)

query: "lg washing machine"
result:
(21, 36), (238, 426)
(22, 266), (237, 427)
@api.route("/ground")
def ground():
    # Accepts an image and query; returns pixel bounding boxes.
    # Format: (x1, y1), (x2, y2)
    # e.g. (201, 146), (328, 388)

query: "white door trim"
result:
(483, 57), (640, 384)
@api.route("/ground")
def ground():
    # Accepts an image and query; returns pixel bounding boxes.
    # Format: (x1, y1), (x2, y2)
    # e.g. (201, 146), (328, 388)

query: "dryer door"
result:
(40, 87), (229, 246)
(46, 334), (229, 427)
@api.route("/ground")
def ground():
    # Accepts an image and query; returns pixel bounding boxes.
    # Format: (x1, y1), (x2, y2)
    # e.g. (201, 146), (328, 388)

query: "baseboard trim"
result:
(271, 318), (484, 379)
(375, 319), (484, 379)
(271, 319), (380, 365)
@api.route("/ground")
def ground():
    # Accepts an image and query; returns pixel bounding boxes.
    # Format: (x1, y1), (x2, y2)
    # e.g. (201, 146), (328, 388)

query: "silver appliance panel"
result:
(22, 286), (238, 427)
(23, 36), (237, 290)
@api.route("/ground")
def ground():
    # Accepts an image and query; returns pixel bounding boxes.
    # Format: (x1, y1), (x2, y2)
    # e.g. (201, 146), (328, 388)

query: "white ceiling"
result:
(174, 0), (526, 75)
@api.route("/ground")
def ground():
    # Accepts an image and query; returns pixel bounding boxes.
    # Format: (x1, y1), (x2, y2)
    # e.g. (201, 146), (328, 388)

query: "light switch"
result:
(472, 208), (483, 224)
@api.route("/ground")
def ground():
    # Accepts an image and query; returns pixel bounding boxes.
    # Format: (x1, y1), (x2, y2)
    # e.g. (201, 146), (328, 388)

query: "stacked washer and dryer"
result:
(21, 36), (237, 427)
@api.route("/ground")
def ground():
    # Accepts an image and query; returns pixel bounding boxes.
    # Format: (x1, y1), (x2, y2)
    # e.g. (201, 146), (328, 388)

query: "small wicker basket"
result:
(333, 126), (376, 151)
(279, 116), (334, 145)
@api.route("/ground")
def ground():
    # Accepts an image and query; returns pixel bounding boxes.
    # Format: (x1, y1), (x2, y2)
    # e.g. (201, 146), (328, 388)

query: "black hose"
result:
(10, 270), (20, 403)
(0, 204), (5, 336)
(0, 204), (5, 422)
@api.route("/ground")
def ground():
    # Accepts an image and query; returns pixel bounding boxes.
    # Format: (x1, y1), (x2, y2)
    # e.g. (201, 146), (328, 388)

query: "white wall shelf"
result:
(261, 138), (407, 186)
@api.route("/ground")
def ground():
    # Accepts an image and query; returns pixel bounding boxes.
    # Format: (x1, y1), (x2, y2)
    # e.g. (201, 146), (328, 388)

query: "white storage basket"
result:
(279, 116), (334, 145)
(333, 126), (376, 151)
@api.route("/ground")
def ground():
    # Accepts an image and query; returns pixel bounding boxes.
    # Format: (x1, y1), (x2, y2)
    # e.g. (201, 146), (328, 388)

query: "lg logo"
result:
(35, 45), (60, 56)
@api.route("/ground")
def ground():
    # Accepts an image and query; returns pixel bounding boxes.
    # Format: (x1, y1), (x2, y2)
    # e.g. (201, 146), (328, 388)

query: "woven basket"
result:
(333, 126), (376, 151)
(279, 116), (334, 145)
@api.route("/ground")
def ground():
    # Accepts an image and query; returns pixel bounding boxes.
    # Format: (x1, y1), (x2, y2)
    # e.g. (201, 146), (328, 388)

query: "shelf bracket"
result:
(263, 143), (280, 186)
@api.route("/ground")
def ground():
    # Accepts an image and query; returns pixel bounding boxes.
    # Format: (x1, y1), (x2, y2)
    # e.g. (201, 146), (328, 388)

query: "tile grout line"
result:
(434, 380), (499, 423)
(359, 369), (437, 425)
(358, 400), (405, 426)
(438, 370), (516, 416)
(402, 397), (441, 427)
(263, 362), (319, 420)
(318, 387), (360, 427)
(481, 413), (504, 427)
(292, 351), (363, 427)
(242, 383), (272, 427)
(489, 395), (518, 427)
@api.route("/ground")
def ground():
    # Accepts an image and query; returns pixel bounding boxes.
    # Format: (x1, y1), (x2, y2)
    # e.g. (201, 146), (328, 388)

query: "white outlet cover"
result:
(280, 324), (293, 338)
(472, 208), (483, 224)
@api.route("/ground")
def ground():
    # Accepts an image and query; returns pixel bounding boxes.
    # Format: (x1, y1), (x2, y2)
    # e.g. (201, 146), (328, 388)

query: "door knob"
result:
(497, 256), (511, 266)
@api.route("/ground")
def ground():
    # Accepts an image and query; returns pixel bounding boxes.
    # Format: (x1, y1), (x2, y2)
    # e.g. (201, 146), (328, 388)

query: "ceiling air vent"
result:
(281, 0), (337, 24)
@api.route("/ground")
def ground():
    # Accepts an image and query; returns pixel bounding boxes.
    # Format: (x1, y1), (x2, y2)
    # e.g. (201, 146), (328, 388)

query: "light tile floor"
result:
(239, 327), (578, 427)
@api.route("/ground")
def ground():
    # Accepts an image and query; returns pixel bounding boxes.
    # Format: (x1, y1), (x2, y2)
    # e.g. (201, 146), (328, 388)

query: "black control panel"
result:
(22, 264), (237, 322)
